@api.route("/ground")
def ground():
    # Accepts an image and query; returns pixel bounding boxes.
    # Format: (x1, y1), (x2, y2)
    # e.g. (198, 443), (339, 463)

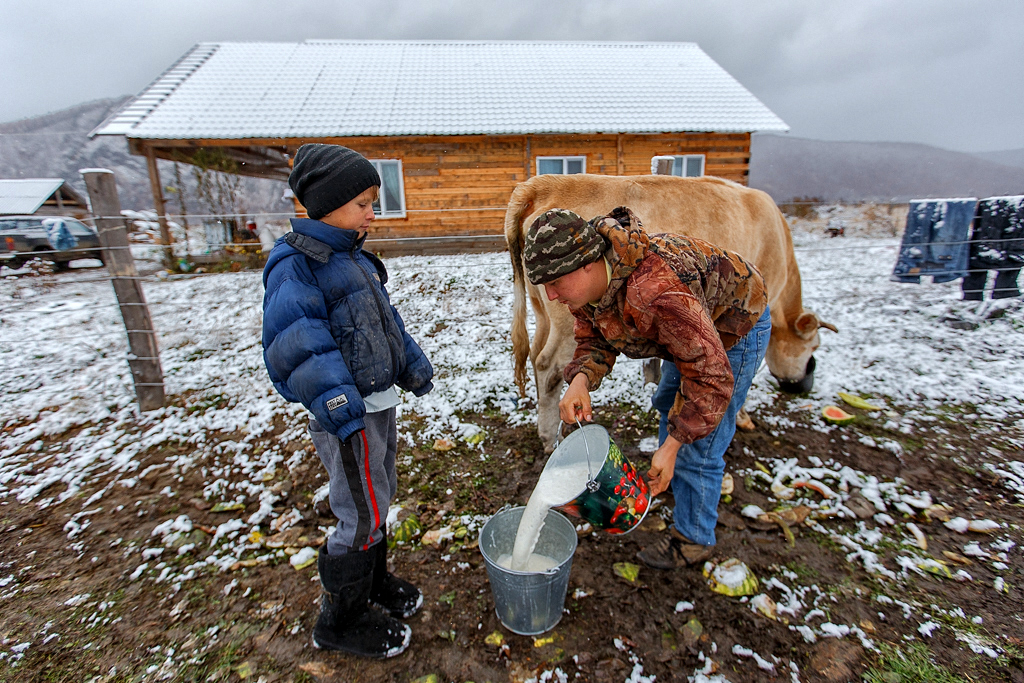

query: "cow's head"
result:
(765, 310), (838, 394)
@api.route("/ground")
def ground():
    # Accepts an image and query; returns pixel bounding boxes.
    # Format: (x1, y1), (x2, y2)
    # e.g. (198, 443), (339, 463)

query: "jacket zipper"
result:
(354, 252), (400, 379)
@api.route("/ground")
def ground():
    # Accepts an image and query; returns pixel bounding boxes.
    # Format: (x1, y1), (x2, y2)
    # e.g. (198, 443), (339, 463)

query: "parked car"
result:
(0, 216), (104, 270)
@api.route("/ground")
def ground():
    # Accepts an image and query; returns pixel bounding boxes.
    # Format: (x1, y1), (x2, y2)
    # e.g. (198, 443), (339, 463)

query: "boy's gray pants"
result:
(309, 408), (397, 556)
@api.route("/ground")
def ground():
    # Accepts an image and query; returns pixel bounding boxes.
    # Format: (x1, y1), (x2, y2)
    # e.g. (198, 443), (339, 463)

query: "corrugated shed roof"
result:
(94, 41), (788, 139)
(0, 179), (65, 215)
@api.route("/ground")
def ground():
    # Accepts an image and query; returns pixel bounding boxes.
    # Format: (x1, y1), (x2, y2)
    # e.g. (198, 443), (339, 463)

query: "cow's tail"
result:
(505, 181), (535, 397)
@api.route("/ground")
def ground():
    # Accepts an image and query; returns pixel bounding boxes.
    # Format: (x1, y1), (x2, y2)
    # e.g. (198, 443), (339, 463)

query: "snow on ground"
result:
(1, 219), (1023, 674)
(1, 229), (1022, 513)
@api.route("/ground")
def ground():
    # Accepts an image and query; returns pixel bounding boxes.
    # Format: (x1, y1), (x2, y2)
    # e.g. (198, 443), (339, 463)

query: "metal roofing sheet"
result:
(95, 41), (788, 139)
(0, 179), (65, 215)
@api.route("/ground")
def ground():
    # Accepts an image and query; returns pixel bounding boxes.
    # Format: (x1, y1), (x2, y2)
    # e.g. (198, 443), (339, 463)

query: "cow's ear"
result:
(794, 312), (820, 340)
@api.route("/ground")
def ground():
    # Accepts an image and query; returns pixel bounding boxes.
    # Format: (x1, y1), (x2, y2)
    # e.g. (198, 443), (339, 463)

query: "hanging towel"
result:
(891, 198), (976, 284)
(968, 195), (1024, 270)
(42, 218), (79, 252)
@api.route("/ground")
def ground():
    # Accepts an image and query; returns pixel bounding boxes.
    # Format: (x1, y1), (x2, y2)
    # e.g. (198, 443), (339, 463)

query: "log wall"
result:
(239, 132), (751, 238)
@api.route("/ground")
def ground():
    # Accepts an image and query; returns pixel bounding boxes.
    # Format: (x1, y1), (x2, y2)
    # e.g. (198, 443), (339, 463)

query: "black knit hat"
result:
(289, 144), (381, 220)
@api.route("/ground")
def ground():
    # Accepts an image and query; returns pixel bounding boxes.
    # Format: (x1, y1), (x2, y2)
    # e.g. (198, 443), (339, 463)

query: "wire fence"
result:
(7, 234), (1024, 262)
(1, 212), (1020, 354)
(0, 278), (1017, 347)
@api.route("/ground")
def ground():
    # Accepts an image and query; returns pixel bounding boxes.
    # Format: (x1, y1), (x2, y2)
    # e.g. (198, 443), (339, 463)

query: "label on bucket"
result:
(557, 437), (650, 535)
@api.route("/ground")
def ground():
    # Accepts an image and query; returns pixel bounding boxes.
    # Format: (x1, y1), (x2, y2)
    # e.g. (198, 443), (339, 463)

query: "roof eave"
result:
(115, 123), (789, 141)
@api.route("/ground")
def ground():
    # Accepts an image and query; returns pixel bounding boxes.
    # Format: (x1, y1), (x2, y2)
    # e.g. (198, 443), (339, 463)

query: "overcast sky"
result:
(3, 0), (1022, 153)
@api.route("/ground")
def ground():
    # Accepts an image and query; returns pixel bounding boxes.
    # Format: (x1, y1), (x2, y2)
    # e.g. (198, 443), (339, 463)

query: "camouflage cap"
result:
(524, 209), (608, 285)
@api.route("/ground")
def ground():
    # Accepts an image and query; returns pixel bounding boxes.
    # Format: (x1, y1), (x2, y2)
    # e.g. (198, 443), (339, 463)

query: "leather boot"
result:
(370, 539), (423, 618)
(636, 527), (713, 570)
(312, 545), (411, 658)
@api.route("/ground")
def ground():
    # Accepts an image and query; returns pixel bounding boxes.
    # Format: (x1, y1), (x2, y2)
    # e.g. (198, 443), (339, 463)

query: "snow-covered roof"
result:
(0, 179), (65, 215)
(94, 41), (788, 140)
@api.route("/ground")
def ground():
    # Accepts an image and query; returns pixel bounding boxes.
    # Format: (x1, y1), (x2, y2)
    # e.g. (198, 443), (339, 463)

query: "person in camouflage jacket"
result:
(523, 206), (771, 569)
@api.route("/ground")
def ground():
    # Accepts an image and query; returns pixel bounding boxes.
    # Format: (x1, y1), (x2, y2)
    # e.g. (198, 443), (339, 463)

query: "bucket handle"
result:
(555, 418), (600, 493)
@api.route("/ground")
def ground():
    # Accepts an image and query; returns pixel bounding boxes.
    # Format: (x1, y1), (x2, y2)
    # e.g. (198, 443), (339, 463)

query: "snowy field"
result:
(1, 227), (1022, 499)
(1, 218), (1023, 680)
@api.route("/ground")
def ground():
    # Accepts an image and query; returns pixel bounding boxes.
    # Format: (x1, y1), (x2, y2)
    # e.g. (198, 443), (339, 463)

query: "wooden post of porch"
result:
(143, 146), (175, 266)
(81, 169), (166, 411)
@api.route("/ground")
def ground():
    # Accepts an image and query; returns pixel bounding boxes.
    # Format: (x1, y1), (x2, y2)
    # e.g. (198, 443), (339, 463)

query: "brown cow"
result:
(505, 173), (837, 452)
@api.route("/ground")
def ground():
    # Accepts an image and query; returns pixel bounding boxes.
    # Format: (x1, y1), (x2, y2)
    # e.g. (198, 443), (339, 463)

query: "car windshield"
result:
(64, 219), (96, 236)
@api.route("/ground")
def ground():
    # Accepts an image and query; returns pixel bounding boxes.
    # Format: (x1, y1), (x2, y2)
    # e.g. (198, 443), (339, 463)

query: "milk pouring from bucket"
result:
(545, 418), (651, 534)
(477, 419), (650, 635)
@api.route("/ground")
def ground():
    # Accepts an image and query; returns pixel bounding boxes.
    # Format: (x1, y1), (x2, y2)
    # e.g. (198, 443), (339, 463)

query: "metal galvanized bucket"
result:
(547, 423), (651, 534)
(479, 506), (577, 636)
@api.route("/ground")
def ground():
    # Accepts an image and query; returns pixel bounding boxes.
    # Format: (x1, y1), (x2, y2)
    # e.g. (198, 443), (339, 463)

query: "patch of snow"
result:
(732, 644), (776, 672)
(289, 546), (317, 569)
(638, 436), (659, 453)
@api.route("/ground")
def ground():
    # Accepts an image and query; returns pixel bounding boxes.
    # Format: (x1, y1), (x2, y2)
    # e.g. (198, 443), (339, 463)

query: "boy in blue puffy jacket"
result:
(262, 144), (434, 658)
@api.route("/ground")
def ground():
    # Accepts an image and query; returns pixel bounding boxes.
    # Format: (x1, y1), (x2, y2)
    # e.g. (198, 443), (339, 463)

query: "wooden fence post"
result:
(81, 169), (166, 411)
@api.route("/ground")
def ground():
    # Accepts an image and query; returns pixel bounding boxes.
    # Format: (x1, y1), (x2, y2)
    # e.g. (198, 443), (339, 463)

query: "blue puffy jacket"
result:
(262, 218), (433, 441)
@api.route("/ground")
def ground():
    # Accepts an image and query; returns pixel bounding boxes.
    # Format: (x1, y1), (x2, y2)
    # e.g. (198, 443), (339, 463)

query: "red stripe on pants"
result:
(360, 431), (381, 551)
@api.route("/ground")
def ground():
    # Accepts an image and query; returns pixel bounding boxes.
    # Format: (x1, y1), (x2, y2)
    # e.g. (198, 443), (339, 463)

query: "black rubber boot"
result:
(370, 539), (423, 618)
(312, 545), (411, 658)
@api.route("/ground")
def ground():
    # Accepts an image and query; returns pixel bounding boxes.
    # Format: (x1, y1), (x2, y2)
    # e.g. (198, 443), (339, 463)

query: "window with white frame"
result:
(536, 156), (586, 175)
(667, 154), (705, 177)
(371, 159), (406, 218)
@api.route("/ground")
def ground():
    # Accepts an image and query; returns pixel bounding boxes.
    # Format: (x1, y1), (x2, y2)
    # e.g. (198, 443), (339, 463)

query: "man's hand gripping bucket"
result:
(547, 418), (651, 534)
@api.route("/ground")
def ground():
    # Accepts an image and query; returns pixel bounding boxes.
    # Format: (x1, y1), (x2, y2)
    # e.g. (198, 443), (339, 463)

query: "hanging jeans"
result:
(892, 199), (976, 284)
(962, 196), (1024, 300)
(651, 307), (771, 546)
(961, 268), (1022, 300)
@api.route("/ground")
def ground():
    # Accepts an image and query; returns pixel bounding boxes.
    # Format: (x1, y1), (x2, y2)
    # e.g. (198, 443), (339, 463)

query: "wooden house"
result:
(93, 41), (787, 250)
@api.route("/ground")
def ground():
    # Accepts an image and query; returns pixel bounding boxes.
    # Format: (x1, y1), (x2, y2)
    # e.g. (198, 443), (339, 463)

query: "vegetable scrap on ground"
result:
(0, 206), (1023, 682)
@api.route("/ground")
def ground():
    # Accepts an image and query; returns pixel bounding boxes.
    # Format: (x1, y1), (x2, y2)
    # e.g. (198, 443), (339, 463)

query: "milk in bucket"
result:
(498, 460), (591, 571)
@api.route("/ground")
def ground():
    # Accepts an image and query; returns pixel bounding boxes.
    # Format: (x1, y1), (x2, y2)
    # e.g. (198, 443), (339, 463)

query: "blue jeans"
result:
(651, 307), (771, 546)
(891, 199), (976, 284)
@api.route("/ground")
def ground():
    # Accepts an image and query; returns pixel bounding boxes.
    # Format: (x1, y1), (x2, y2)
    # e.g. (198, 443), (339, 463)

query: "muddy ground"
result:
(1, 392), (1023, 683)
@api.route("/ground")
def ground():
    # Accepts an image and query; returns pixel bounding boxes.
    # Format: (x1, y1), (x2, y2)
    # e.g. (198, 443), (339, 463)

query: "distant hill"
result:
(749, 134), (1024, 203)
(0, 98), (288, 213)
(972, 148), (1024, 170)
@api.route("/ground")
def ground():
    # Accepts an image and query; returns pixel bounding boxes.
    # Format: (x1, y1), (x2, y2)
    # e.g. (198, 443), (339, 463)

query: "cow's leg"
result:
(735, 407), (755, 431)
(642, 358), (662, 385)
(535, 364), (564, 454)
(534, 301), (578, 453)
